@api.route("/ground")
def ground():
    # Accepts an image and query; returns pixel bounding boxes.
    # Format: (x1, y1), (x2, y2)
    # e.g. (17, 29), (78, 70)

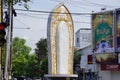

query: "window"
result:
(77, 37), (79, 43)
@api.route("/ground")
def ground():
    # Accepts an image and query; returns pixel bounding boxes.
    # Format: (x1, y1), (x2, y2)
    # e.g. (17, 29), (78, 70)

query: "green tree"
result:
(25, 54), (38, 78)
(12, 37), (31, 77)
(40, 56), (48, 76)
(35, 38), (47, 61)
(2, 37), (46, 78)
(73, 48), (80, 73)
(74, 48), (80, 64)
(34, 38), (48, 77)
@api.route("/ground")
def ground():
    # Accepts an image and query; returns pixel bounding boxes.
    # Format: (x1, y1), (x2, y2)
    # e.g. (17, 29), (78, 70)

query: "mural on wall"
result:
(47, 4), (74, 75)
(92, 11), (114, 53)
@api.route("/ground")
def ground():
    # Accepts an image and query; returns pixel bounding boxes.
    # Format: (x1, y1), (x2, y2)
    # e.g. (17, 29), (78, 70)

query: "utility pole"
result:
(4, 0), (13, 79)
(0, 47), (2, 80)
(0, 0), (3, 79)
(8, 4), (13, 79)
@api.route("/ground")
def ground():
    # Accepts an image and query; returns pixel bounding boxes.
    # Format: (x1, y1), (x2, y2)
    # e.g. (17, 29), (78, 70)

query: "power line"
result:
(82, 0), (120, 8)
(51, 0), (94, 11)
(15, 6), (117, 16)
(14, 18), (29, 27)
(51, 0), (120, 8)
(17, 12), (91, 18)
(13, 27), (30, 29)
(15, 8), (92, 15)
(17, 12), (49, 16)
(16, 13), (91, 24)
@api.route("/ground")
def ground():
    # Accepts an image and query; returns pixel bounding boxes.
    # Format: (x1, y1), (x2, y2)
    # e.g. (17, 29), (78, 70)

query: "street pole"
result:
(0, 0), (3, 79)
(4, 0), (13, 79)
(83, 68), (85, 80)
(0, 37), (1, 78)
(9, 4), (13, 79)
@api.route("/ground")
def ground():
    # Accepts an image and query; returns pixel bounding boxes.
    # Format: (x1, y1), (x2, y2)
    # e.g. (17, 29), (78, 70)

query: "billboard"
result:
(116, 9), (120, 52)
(118, 53), (120, 64)
(96, 53), (118, 64)
(92, 11), (114, 53)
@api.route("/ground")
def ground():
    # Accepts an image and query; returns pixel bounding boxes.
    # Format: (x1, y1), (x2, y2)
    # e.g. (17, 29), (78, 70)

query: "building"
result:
(75, 28), (91, 49)
(75, 28), (97, 80)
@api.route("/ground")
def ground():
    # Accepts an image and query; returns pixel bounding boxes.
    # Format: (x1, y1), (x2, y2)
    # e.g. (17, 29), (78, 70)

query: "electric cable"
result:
(15, 8), (92, 15)
(17, 13), (91, 24)
(51, 0), (120, 8)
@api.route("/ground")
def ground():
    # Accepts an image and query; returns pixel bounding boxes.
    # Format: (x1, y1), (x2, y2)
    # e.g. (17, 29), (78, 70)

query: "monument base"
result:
(44, 74), (78, 80)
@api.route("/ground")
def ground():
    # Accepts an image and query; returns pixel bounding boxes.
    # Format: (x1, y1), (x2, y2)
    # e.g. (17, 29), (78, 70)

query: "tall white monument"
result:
(45, 4), (77, 80)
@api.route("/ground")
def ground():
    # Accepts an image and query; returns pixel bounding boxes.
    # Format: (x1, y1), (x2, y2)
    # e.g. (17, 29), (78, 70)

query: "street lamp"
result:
(13, 27), (30, 29)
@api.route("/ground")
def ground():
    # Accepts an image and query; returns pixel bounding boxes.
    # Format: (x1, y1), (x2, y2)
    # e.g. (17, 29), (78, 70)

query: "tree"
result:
(3, 0), (32, 9)
(10, 37), (42, 78)
(73, 48), (80, 74)
(25, 54), (38, 78)
(3, 0), (31, 5)
(35, 38), (47, 61)
(34, 38), (48, 77)
(74, 48), (80, 64)
(12, 37), (31, 77)
(2, 37), (47, 78)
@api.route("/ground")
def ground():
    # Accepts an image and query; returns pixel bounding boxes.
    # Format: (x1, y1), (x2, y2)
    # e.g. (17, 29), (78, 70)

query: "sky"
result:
(13, 0), (120, 53)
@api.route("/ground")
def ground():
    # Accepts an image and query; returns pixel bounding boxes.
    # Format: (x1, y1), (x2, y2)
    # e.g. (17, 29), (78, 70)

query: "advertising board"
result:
(115, 8), (120, 52)
(96, 53), (118, 64)
(92, 11), (114, 53)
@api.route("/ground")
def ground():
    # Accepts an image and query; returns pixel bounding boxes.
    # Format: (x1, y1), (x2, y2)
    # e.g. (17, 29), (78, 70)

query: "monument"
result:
(44, 4), (78, 80)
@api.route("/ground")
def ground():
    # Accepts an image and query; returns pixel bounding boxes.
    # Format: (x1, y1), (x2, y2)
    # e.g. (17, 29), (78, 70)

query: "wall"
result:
(111, 71), (120, 80)
(75, 28), (91, 49)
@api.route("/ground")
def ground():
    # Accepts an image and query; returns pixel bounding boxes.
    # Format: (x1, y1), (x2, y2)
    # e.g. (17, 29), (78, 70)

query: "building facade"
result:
(75, 28), (91, 49)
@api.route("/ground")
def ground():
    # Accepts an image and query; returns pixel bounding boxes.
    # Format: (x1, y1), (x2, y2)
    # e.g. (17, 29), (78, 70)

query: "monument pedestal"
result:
(44, 74), (78, 80)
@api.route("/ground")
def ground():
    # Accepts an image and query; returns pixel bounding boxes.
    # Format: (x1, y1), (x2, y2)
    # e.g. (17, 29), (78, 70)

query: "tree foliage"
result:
(34, 38), (48, 77)
(2, 37), (48, 78)
(35, 38), (47, 61)
(3, 0), (32, 9)
(74, 48), (80, 64)
(3, 0), (31, 5)
(25, 54), (38, 78)
(12, 37), (31, 77)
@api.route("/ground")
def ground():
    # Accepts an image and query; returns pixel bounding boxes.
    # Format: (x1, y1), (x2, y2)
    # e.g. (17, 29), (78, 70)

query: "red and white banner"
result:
(101, 64), (120, 71)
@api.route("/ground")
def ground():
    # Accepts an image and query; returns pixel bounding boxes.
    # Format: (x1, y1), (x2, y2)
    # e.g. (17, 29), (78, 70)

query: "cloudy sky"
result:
(13, 0), (120, 53)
